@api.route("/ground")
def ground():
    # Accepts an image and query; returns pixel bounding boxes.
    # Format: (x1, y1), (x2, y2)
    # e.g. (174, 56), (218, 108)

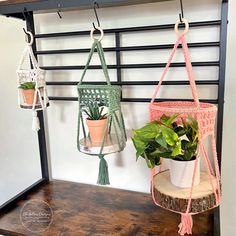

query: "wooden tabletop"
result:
(0, 180), (214, 236)
(0, 0), (174, 16)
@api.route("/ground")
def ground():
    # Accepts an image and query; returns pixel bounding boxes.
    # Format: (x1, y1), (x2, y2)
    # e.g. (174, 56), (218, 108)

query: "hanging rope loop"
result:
(90, 26), (104, 42)
(174, 18), (189, 35)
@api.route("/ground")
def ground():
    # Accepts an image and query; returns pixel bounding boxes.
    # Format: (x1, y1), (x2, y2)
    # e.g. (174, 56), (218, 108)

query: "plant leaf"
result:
(134, 122), (159, 139)
(171, 141), (182, 157)
(160, 114), (170, 125)
(166, 113), (179, 126)
(155, 133), (167, 148)
(149, 149), (172, 158)
(174, 126), (185, 137)
(143, 152), (152, 168)
(161, 126), (179, 146)
(187, 116), (198, 132)
(132, 137), (147, 161)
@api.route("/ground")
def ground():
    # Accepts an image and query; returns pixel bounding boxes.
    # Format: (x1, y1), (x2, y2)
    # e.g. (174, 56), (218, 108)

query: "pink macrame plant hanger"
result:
(149, 19), (221, 235)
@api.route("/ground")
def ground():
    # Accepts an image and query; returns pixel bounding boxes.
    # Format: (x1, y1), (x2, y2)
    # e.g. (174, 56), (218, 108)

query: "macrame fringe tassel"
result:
(97, 155), (110, 185)
(32, 111), (40, 132)
(178, 214), (193, 236)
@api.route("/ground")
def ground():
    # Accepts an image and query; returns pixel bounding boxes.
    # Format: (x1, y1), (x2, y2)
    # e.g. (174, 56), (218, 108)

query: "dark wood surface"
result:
(0, 0), (169, 6)
(0, 180), (214, 236)
(0, 0), (39, 6)
(0, 0), (173, 16)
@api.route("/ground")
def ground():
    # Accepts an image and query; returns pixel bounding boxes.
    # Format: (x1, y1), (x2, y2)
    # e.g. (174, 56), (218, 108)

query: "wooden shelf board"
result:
(0, 0), (174, 16)
(0, 180), (214, 236)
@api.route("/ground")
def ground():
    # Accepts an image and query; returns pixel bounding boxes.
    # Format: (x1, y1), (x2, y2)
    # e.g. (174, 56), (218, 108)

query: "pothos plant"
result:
(132, 114), (198, 168)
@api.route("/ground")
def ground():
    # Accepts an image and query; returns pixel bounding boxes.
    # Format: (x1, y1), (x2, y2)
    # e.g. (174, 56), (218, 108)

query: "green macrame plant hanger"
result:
(77, 38), (127, 185)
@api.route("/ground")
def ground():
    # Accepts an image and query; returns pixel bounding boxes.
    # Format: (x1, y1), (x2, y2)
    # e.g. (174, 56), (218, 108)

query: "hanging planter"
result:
(16, 30), (49, 131)
(132, 19), (220, 236)
(77, 27), (127, 185)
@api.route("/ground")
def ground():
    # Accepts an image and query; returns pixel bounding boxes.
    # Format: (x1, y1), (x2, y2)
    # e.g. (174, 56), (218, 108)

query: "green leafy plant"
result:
(82, 102), (107, 120)
(19, 82), (36, 90)
(132, 114), (198, 168)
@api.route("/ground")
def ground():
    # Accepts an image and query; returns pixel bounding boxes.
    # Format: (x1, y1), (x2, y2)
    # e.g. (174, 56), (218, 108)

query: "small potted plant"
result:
(19, 81), (38, 105)
(82, 102), (108, 144)
(132, 114), (199, 188)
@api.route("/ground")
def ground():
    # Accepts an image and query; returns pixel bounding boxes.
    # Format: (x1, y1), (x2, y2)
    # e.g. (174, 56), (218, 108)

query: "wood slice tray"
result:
(153, 170), (218, 213)
(79, 134), (120, 155)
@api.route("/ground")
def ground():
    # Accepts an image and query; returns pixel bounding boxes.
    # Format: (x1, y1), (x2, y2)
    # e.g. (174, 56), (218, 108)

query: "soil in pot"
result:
(22, 89), (38, 105)
(86, 118), (108, 144)
(170, 157), (200, 188)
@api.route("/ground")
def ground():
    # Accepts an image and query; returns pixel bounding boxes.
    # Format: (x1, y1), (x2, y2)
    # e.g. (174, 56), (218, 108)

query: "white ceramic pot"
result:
(170, 158), (200, 188)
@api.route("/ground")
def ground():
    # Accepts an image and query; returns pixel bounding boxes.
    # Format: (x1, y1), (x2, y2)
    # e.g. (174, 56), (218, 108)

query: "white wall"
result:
(1, 0), (235, 235)
(0, 16), (42, 205)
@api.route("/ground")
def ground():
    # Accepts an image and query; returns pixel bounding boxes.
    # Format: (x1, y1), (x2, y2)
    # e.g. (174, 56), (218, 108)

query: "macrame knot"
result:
(97, 155), (110, 185)
(178, 213), (193, 236)
(32, 111), (40, 132)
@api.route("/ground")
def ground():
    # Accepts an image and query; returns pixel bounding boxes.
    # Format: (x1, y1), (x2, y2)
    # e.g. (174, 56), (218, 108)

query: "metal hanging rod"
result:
(40, 61), (219, 71)
(35, 42), (220, 55)
(48, 97), (218, 104)
(46, 80), (219, 86)
(34, 20), (221, 39)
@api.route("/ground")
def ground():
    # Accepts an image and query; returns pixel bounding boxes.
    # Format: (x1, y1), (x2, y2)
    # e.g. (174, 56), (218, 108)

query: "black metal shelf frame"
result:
(37, 20), (221, 104)
(0, 1), (229, 236)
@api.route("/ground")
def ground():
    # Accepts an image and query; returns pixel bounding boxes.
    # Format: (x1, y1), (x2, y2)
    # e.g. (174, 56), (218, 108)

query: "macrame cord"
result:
(149, 19), (221, 235)
(16, 31), (49, 131)
(77, 28), (126, 185)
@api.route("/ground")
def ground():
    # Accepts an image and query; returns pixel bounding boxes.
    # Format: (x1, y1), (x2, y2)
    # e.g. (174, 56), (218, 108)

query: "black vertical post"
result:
(115, 32), (122, 97)
(26, 12), (49, 181)
(214, 1), (228, 236)
(217, 0), (228, 168)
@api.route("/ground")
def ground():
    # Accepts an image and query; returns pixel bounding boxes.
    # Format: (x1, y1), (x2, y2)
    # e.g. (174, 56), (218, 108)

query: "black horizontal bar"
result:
(36, 42), (220, 55)
(48, 96), (218, 104)
(41, 61), (219, 71)
(46, 80), (219, 86)
(35, 20), (221, 39)
(0, 178), (47, 212)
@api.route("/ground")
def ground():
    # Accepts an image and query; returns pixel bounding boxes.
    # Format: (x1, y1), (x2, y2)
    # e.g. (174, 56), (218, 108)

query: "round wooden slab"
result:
(153, 170), (218, 213)
(79, 134), (120, 155)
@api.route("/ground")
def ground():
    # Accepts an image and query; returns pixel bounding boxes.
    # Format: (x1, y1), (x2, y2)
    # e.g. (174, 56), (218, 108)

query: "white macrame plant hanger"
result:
(16, 30), (49, 131)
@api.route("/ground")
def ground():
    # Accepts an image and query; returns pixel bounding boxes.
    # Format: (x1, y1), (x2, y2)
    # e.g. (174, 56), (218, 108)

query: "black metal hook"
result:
(57, 10), (62, 19)
(22, 8), (32, 42)
(22, 7), (28, 21)
(179, 0), (184, 22)
(23, 28), (29, 35)
(57, 3), (62, 19)
(92, 1), (101, 30)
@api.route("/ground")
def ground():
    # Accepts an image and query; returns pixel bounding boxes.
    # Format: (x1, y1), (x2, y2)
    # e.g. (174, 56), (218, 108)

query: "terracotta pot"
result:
(22, 89), (38, 105)
(86, 118), (108, 143)
(169, 158), (200, 188)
